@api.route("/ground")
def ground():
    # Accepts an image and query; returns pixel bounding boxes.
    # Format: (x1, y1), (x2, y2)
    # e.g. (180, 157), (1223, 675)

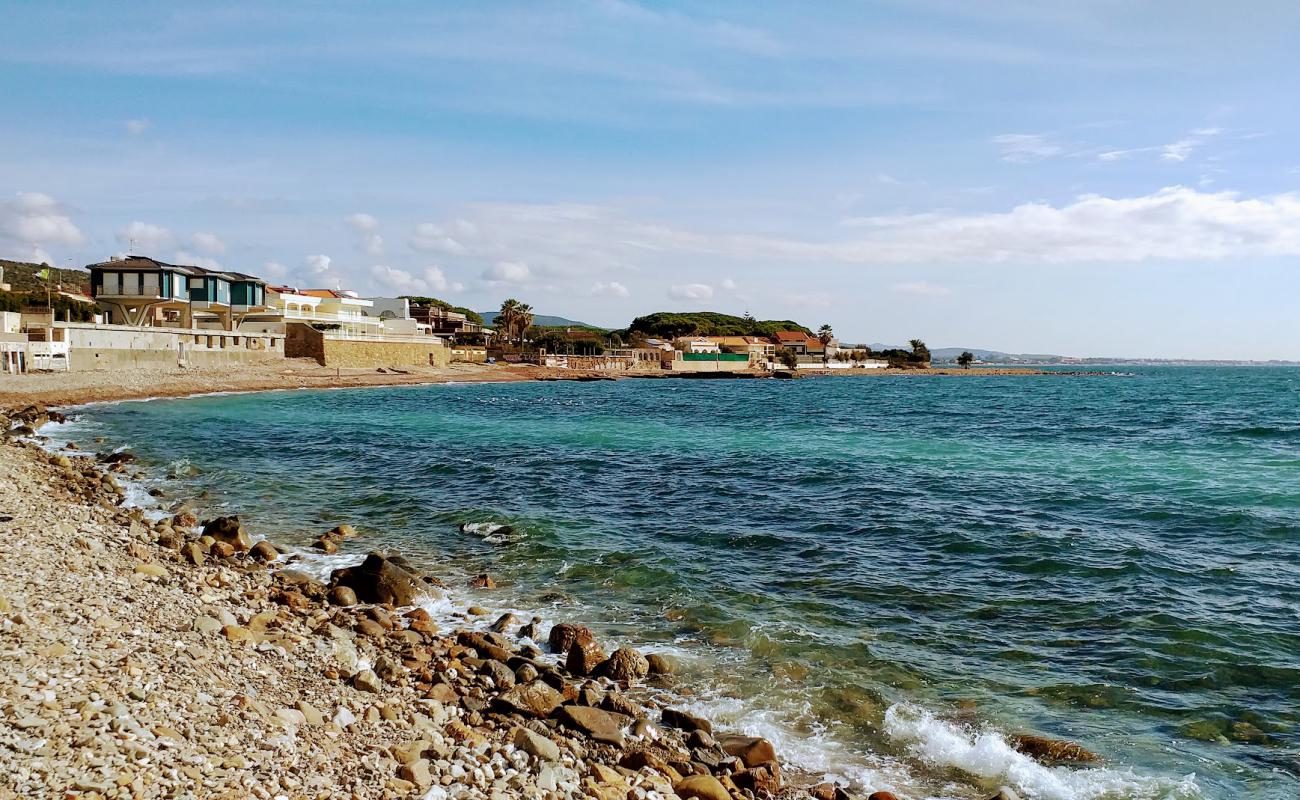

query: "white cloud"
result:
(1161, 139), (1196, 162)
(368, 264), (465, 295)
(423, 266), (462, 293)
(590, 281), (629, 298)
(115, 220), (172, 251)
(346, 212), (379, 232)
(124, 118), (151, 135)
(668, 283), (713, 300)
(991, 133), (1064, 164)
(305, 254), (332, 274)
(482, 260), (531, 284)
(190, 231), (226, 254)
(1, 192), (84, 247)
(173, 250), (222, 270)
(410, 222), (468, 254)
(262, 261), (289, 280)
(362, 234), (384, 256)
(720, 277), (738, 290)
(891, 281), (952, 296)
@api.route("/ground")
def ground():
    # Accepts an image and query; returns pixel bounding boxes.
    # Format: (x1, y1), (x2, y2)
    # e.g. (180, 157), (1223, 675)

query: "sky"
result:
(2, 1), (1299, 359)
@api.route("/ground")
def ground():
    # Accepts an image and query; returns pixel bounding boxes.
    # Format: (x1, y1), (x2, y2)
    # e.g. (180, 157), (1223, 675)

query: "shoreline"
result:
(0, 359), (1080, 409)
(0, 410), (838, 800)
(1, 397), (1112, 800)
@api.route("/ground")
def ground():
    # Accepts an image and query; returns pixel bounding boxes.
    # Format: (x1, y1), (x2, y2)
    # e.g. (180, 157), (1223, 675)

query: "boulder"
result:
(327, 524), (357, 539)
(566, 639), (607, 676)
(554, 705), (628, 747)
(490, 613), (518, 633)
(313, 537), (339, 554)
(469, 573), (497, 589)
(480, 659), (516, 689)
(645, 653), (679, 675)
(249, 540), (279, 562)
(596, 647), (649, 682)
(1011, 734), (1099, 765)
(866, 792), (901, 800)
(493, 680), (563, 718)
(718, 734), (777, 770)
(512, 727), (560, 762)
(329, 585), (358, 606)
(330, 552), (423, 606)
(398, 758), (432, 789)
(988, 789), (1022, 800)
(662, 707), (712, 735)
(201, 516), (252, 551)
(518, 616), (542, 640)
(547, 623), (594, 654)
(353, 669), (382, 693)
(674, 775), (730, 800)
(181, 541), (206, 566)
(732, 765), (781, 795)
(171, 511), (199, 529)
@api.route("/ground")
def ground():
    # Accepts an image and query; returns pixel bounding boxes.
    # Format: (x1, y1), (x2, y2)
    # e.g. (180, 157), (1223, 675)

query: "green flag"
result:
(36, 267), (50, 281)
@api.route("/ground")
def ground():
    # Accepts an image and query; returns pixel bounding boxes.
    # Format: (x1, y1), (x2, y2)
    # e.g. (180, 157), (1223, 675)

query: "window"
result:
(141, 272), (159, 297)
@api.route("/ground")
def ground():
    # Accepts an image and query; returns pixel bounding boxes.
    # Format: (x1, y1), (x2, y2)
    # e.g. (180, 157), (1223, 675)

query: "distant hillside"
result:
(625, 311), (809, 339)
(480, 311), (600, 329)
(1, 259), (90, 294)
(928, 347), (1065, 363)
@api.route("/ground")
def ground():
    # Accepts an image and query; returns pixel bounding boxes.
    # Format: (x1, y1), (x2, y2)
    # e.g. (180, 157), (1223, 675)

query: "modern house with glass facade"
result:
(87, 255), (269, 330)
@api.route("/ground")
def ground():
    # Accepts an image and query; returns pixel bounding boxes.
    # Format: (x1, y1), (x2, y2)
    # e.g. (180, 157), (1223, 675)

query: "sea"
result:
(51, 367), (1300, 800)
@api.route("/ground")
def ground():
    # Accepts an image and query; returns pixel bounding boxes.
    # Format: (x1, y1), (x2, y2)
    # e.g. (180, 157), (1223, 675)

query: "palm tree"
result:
(516, 303), (534, 345)
(909, 338), (930, 363)
(497, 299), (520, 345)
(818, 324), (834, 345)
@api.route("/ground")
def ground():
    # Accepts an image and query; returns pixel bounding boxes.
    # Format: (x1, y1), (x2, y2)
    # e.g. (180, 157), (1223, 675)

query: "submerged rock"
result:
(1011, 733), (1099, 764)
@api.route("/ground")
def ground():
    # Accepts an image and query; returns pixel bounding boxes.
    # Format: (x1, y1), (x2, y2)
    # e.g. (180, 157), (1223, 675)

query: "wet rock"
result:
(329, 585), (358, 606)
(596, 646), (649, 682)
(518, 616), (542, 640)
(513, 727), (560, 762)
(662, 707), (712, 735)
(490, 612), (517, 633)
(566, 638), (607, 676)
(515, 663), (539, 684)
(201, 516), (252, 551)
(330, 552), (423, 606)
(1011, 733), (1099, 764)
(209, 541), (235, 559)
(469, 573), (496, 589)
(249, 540), (279, 562)
(865, 791), (900, 800)
(354, 618), (387, 639)
(480, 659), (516, 689)
(312, 536), (339, 554)
(732, 765), (781, 795)
(646, 653), (679, 675)
(987, 788), (1022, 800)
(547, 622), (594, 654)
(493, 680), (563, 718)
(328, 523), (357, 539)
(601, 691), (642, 719)
(674, 775), (730, 800)
(171, 510), (199, 528)
(719, 734), (777, 769)
(554, 705), (628, 747)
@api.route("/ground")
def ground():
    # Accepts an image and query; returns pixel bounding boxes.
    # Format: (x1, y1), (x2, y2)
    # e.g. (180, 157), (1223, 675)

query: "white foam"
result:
(884, 704), (1203, 800)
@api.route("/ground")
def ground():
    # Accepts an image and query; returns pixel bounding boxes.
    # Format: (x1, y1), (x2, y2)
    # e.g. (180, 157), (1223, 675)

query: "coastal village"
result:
(0, 256), (936, 377)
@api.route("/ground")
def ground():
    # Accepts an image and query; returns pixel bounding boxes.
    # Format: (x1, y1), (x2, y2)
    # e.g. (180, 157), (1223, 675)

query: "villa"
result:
(87, 255), (271, 331)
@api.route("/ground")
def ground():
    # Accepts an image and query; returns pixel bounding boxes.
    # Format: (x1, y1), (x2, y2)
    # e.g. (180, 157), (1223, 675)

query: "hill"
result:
(625, 311), (809, 339)
(1, 259), (91, 294)
(480, 311), (600, 329)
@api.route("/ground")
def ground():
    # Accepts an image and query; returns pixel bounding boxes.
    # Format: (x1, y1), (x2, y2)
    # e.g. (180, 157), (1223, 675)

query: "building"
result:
(675, 336), (720, 353)
(704, 335), (776, 364)
(409, 303), (486, 340)
(772, 330), (812, 355)
(240, 287), (385, 338)
(87, 255), (270, 331)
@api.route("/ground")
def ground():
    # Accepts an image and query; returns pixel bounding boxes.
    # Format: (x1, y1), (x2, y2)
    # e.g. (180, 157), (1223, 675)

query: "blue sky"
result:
(2, 1), (1299, 358)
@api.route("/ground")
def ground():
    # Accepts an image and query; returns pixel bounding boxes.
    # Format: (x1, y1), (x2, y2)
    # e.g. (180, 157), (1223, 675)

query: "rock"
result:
(493, 680), (562, 718)
(866, 792), (901, 800)
(674, 775), (730, 800)
(209, 541), (235, 559)
(566, 638), (607, 676)
(512, 727), (561, 762)
(275, 708), (307, 728)
(518, 616), (541, 640)
(331, 706), (357, 728)
(480, 659), (516, 689)
(596, 646), (649, 682)
(988, 788), (1022, 800)
(249, 540), (279, 562)
(181, 541), (206, 565)
(353, 669), (382, 693)
(718, 734), (778, 769)
(133, 562), (167, 578)
(646, 653), (679, 675)
(469, 573), (496, 589)
(547, 622), (594, 654)
(398, 758), (432, 789)
(328, 523), (357, 539)
(1011, 733), (1099, 764)
(732, 765), (781, 795)
(662, 707), (712, 735)
(555, 705), (628, 747)
(466, 605), (489, 616)
(330, 552), (423, 606)
(201, 516), (253, 551)
(515, 663), (539, 683)
(490, 612), (517, 633)
(313, 536), (339, 554)
(600, 692), (642, 718)
(354, 618), (387, 639)
(374, 655), (404, 683)
(296, 701), (324, 726)
(329, 585), (358, 606)
(172, 510), (199, 528)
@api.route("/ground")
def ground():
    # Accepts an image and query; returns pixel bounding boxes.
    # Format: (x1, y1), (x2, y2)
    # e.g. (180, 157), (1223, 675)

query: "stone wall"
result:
(320, 338), (449, 369)
(44, 322), (285, 372)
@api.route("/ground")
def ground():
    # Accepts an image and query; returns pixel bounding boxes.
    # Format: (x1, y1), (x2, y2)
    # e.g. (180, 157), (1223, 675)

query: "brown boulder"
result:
(330, 552), (423, 606)
(718, 734), (778, 769)
(249, 540), (279, 562)
(662, 707), (712, 735)
(313, 536), (339, 554)
(492, 680), (563, 718)
(867, 792), (901, 800)
(201, 516), (252, 551)
(596, 646), (649, 682)
(1011, 733), (1099, 765)
(547, 623), (594, 654)
(674, 775), (730, 800)
(645, 653), (679, 675)
(554, 705), (628, 747)
(329, 585), (358, 606)
(566, 639), (607, 676)
(469, 573), (497, 589)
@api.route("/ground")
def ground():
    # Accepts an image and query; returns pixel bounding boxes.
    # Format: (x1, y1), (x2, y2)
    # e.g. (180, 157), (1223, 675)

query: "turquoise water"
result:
(68, 368), (1300, 799)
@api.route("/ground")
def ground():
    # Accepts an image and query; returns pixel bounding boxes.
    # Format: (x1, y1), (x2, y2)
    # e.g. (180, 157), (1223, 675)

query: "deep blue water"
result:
(68, 368), (1300, 799)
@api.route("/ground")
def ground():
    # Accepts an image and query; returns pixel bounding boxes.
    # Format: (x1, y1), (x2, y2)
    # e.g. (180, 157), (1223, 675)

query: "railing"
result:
(319, 329), (447, 344)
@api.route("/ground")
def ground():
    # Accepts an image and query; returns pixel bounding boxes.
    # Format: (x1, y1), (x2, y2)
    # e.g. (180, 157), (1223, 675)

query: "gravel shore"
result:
(0, 405), (863, 800)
